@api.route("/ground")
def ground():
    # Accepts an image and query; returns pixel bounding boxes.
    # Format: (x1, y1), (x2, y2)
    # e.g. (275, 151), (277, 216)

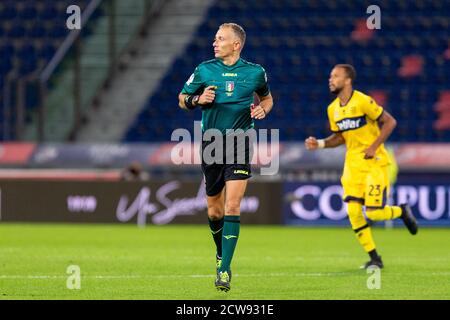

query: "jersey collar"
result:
(217, 57), (241, 68)
(339, 90), (355, 107)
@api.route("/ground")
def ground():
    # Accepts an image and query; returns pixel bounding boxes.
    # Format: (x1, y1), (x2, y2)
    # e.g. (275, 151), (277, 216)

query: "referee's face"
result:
(213, 27), (239, 59)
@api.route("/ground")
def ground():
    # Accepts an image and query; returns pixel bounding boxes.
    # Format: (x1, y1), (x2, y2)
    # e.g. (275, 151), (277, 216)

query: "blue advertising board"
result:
(284, 175), (450, 226)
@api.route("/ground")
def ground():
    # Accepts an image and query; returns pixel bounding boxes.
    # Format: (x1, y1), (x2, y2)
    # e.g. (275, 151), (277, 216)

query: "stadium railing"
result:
(2, 0), (164, 142)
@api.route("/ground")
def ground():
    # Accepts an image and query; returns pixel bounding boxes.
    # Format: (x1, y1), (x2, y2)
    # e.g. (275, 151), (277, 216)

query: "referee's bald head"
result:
(220, 23), (246, 49)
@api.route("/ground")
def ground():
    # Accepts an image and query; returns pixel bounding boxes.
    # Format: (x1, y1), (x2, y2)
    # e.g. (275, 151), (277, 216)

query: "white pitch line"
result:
(1, 271), (450, 280)
(0, 273), (348, 280)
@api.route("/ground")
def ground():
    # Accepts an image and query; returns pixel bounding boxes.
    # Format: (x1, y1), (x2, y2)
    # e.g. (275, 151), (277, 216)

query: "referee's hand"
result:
(305, 136), (319, 150)
(250, 104), (266, 120)
(198, 86), (216, 105)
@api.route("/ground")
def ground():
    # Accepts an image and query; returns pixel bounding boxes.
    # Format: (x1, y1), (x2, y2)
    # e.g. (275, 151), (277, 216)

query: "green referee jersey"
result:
(180, 58), (270, 134)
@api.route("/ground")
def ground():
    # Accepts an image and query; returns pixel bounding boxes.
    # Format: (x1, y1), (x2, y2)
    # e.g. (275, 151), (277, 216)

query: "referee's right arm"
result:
(178, 93), (190, 110)
(179, 86), (216, 110)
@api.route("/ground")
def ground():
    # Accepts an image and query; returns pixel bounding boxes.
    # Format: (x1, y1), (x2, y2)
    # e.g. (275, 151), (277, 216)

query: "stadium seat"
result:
(433, 91), (450, 131)
(123, 0), (450, 142)
(0, 0), (97, 141)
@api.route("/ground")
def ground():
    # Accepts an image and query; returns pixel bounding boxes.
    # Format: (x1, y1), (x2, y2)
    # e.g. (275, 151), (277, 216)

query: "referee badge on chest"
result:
(226, 81), (234, 96)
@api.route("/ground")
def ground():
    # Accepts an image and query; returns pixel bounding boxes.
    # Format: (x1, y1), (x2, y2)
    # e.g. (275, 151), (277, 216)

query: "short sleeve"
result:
(255, 67), (270, 97)
(327, 107), (339, 132)
(180, 66), (204, 95)
(362, 96), (384, 121)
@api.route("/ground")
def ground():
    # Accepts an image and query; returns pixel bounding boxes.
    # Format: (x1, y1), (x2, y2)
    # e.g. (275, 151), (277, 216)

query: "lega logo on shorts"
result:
(234, 170), (249, 175)
(336, 116), (366, 131)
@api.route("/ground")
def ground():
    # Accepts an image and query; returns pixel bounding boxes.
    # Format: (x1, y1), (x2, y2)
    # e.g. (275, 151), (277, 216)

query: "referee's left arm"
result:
(258, 93), (273, 115)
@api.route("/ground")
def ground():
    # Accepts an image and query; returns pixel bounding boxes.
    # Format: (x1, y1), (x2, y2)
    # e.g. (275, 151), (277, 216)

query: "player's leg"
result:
(367, 204), (418, 234)
(365, 165), (418, 235)
(347, 200), (382, 268)
(342, 166), (381, 268)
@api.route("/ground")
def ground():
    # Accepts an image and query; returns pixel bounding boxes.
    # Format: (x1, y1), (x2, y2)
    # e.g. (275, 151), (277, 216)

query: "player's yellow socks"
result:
(354, 226), (376, 253)
(366, 206), (402, 221)
(347, 202), (376, 253)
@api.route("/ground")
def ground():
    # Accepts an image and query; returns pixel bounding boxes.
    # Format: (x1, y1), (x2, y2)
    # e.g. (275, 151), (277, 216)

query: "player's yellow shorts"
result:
(341, 163), (390, 209)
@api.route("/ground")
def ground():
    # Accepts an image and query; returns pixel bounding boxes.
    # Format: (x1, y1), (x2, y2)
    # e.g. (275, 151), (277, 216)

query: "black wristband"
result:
(184, 95), (195, 109)
(184, 95), (198, 110)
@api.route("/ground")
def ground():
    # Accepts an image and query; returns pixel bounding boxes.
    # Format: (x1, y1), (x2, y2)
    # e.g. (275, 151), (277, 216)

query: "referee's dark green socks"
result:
(208, 217), (224, 258)
(219, 215), (240, 273)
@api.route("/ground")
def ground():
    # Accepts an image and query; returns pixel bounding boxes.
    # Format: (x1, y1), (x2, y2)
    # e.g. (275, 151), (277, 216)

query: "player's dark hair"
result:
(220, 23), (246, 48)
(335, 64), (356, 84)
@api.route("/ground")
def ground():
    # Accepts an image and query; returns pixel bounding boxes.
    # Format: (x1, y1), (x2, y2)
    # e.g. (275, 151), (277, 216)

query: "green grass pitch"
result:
(1, 224), (449, 300)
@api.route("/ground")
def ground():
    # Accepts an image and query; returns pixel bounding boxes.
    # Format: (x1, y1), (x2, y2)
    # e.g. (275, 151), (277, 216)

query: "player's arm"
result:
(251, 93), (273, 120)
(364, 110), (397, 159)
(178, 86), (216, 110)
(305, 132), (345, 150)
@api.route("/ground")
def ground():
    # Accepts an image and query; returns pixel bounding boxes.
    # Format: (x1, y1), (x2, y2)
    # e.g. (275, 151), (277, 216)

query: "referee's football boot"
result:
(400, 204), (418, 235)
(216, 255), (221, 274)
(215, 271), (231, 292)
(216, 256), (232, 281)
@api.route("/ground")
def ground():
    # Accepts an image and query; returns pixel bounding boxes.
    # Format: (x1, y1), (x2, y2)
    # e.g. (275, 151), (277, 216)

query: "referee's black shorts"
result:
(201, 134), (253, 197)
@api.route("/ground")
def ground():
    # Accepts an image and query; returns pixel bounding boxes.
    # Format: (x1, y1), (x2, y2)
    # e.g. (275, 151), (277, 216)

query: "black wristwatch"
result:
(192, 95), (200, 106)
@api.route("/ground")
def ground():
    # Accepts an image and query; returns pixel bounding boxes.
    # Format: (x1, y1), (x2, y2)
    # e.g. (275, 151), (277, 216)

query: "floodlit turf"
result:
(0, 223), (449, 300)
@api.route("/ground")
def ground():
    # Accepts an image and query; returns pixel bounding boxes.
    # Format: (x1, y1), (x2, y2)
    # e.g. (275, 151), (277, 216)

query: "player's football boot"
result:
(361, 256), (384, 269)
(400, 204), (418, 235)
(215, 271), (231, 292)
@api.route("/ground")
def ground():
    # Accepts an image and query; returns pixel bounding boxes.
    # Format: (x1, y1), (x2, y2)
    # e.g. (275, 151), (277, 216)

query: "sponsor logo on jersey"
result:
(222, 73), (238, 77)
(335, 116), (366, 131)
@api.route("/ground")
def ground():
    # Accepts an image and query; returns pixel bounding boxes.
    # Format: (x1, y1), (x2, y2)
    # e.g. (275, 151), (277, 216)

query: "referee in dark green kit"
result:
(178, 23), (273, 292)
